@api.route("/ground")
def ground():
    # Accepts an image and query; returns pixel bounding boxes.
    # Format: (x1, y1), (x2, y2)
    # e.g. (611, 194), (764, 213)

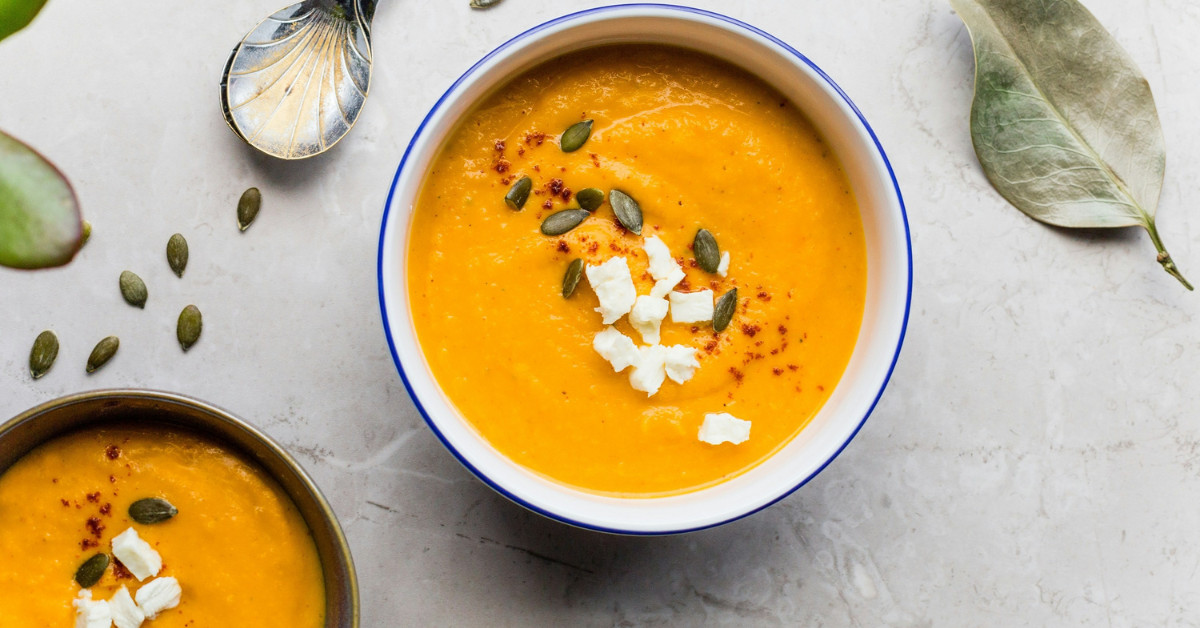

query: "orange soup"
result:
(407, 45), (867, 496)
(0, 425), (325, 626)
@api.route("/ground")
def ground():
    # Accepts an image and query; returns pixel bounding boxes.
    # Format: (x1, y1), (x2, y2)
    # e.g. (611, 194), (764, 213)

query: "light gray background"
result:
(2, 1), (1198, 625)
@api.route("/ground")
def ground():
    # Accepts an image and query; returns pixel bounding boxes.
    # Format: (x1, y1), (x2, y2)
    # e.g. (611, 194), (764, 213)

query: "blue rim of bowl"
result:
(376, 3), (913, 535)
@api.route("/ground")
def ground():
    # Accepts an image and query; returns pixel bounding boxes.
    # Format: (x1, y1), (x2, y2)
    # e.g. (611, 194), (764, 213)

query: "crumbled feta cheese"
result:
(669, 289), (714, 323)
(698, 412), (751, 445)
(135, 576), (181, 620)
(629, 345), (668, 396)
(74, 589), (112, 628)
(644, 236), (686, 297)
(111, 527), (161, 581)
(585, 257), (637, 324)
(593, 326), (640, 372)
(664, 345), (700, 384)
(109, 586), (145, 628)
(717, 251), (730, 277)
(629, 296), (669, 345)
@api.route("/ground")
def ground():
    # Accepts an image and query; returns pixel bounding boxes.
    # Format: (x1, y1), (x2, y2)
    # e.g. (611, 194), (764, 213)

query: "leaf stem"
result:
(1146, 221), (1193, 290)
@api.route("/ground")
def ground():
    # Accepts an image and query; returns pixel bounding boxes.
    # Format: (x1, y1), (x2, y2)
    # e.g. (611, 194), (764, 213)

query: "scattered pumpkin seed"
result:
(119, 270), (148, 308)
(177, 305), (202, 351)
(86, 336), (119, 374)
(540, 209), (590, 236)
(129, 497), (179, 524)
(576, 188), (604, 212)
(167, 233), (188, 278)
(693, 228), (720, 273)
(608, 189), (643, 235)
(562, 258), (584, 298)
(80, 220), (92, 246)
(505, 176), (533, 210)
(713, 288), (738, 333)
(74, 553), (109, 588)
(237, 187), (261, 231)
(29, 330), (58, 380)
(560, 119), (594, 153)
(469, 0), (502, 8)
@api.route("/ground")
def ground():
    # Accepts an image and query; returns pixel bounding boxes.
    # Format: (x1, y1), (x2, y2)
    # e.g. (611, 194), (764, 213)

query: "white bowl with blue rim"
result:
(377, 3), (911, 534)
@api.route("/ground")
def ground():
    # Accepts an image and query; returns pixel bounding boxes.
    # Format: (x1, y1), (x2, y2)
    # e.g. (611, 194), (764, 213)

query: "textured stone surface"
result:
(1, 0), (1197, 625)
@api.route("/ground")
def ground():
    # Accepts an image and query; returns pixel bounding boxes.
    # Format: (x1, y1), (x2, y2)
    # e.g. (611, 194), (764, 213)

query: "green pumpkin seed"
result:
(86, 336), (119, 373)
(505, 176), (533, 210)
(29, 330), (58, 380)
(237, 187), (261, 231)
(119, 271), (148, 308)
(713, 288), (738, 333)
(129, 497), (179, 524)
(81, 220), (92, 246)
(562, 258), (584, 298)
(167, 233), (188, 278)
(560, 119), (594, 153)
(177, 305), (202, 351)
(576, 188), (604, 212)
(469, 0), (502, 8)
(541, 209), (590, 236)
(693, 228), (720, 273)
(608, 189), (643, 235)
(74, 553), (109, 588)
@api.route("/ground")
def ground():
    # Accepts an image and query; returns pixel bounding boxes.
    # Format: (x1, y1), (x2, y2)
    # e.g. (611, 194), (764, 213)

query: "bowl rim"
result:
(0, 388), (360, 626)
(376, 2), (912, 534)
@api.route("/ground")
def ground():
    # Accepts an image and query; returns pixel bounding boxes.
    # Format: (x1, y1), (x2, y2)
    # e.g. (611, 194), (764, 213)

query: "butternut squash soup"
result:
(0, 425), (325, 626)
(408, 45), (867, 496)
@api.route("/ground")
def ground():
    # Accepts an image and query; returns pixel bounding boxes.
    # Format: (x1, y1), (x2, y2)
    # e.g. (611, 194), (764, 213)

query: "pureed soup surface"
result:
(408, 45), (867, 496)
(0, 424), (325, 626)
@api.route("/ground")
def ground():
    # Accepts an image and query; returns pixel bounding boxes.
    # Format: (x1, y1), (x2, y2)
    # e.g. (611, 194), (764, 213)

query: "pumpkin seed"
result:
(576, 188), (604, 212)
(713, 288), (738, 332)
(81, 221), (92, 246)
(540, 209), (589, 236)
(177, 305), (202, 351)
(608, 189), (643, 235)
(29, 330), (58, 379)
(237, 187), (261, 231)
(119, 271), (148, 308)
(74, 553), (109, 588)
(167, 233), (188, 277)
(86, 336), (119, 373)
(560, 119), (593, 153)
(505, 176), (532, 210)
(562, 258), (584, 298)
(129, 497), (178, 524)
(693, 229), (720, 273)
(469, 0), (502, 8)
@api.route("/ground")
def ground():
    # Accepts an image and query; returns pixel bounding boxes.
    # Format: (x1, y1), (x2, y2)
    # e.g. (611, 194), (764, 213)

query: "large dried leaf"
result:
(0, 131), (81, 269)
(0, 0), (48, 42)
(951, 0), (1190, 289)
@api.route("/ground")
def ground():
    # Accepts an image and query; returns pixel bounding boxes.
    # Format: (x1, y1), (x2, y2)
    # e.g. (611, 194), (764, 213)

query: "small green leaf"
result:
(952, 0), (1190, 289)
(0, 0), (49, 42)
(0, 131), (81, 269)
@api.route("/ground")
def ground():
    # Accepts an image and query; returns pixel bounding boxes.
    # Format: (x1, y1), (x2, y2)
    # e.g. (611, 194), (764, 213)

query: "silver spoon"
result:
(220, 0), (377, 160)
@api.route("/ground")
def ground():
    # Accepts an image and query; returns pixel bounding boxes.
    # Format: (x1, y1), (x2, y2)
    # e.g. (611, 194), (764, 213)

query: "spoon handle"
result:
(319, 0), (377, 23)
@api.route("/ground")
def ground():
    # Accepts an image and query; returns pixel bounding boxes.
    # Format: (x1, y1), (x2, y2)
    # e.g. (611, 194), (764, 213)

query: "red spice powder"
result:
(86, 492), (100, 503)
(741, 324), (761, 338)
(729, 367), (744, 383)
(494, 139), (506, 152)
(105, 445), (121, 460)
(787, 364), (799, 371)
(493, 160), (511, 174)
(556, 240), (570, 253)
(773, 368), (784, 376)
(757, 291), (771, 301)
(542, 199), (553, 210)
(112, 560), (132, 580)
(778, 325), (788, 335)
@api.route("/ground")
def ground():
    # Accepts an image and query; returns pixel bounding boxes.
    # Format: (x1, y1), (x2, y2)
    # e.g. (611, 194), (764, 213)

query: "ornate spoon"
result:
(220, 0), (377, 160)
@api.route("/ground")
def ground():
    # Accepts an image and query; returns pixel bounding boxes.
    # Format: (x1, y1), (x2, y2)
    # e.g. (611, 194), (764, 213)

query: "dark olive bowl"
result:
(0, 389), (359, 627)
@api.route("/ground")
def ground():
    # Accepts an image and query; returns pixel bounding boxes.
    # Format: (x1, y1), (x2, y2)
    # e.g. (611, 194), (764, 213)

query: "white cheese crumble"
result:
(74, 590), (112, 628)
(629, 296), (669, 345)
(585, 257), (637, 324)
(698, 412), (752, 445)
(644, 236), (686, 298)
(664, 345), (700, 384)
(717, 251), (730, 277)
(669, 289), (714, 323)
(109, 585), (145, 628)
(135, 576), (182, 620)
(593, 326), (640, 372)
(629, 345), (668, 396)
(111, 527), (162, 581)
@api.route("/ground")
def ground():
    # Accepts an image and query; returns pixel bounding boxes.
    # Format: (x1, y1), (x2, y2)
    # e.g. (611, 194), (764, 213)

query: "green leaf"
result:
(0, 0), (48, 42)
(0, 131), (81, 269)
(951, 0), (1191, 290)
